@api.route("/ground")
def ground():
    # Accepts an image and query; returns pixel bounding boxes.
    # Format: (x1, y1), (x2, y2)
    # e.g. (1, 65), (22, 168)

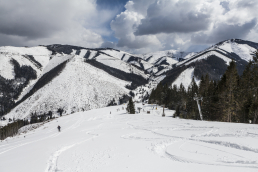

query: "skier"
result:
(57, 125), (61, 132)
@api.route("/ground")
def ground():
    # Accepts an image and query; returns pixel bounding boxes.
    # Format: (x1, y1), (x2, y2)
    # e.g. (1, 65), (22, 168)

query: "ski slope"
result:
(1, 104), (258, 172)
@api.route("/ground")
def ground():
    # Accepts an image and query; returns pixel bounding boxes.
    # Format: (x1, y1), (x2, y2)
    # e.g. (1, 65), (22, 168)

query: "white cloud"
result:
(110, 0), (162, 53)
(110, 0), (258, 53)
(1, 0), (258, 52)
(0, 0), (113, 48)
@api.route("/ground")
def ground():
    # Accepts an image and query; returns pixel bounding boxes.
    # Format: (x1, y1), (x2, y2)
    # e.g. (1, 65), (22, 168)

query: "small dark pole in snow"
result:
(194, 94), (203, 120)
(110, 111), (111, 114)
(162, 105), (165, 117)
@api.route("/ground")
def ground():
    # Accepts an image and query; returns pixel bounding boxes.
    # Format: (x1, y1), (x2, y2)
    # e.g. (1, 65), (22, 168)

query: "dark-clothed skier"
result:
(57, 125), (61, 132)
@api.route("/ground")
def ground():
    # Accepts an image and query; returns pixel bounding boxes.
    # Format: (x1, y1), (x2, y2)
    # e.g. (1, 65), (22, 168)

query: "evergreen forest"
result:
(149, 50), (258, 124)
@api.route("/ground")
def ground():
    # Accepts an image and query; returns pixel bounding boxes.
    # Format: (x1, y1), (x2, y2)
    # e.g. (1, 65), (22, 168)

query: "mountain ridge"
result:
(0, 39), (257, 123)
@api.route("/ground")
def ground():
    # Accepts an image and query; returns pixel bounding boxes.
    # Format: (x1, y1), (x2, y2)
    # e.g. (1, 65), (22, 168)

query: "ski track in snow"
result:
(0, 113), (84, 155)
(1, 104), (258, 172)
(45, 134), (98, 172)
(123, 116), (258, 169)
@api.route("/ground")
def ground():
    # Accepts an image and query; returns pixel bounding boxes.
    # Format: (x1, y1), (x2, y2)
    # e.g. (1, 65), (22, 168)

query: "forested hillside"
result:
(149, 50), (258, 124)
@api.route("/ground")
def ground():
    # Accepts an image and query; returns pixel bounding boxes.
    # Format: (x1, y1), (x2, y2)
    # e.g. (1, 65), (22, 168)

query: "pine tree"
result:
(249, 50), (258, 124)
(239, 61), (252, 123)
(174, 105), (180, 117)
(126, 98), (135, 114)
(148, 89), (156, 104)
(57, 108), (64, 116)
(186, 76), (199, 119)
(219, 60), (240, 122)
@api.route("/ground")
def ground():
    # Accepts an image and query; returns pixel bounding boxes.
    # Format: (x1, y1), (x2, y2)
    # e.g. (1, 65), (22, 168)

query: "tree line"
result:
(149, 50), (258, 124)
(0, 108), (65, 140)
(0, 58), (37, 117)
(0, 119), (29, 140)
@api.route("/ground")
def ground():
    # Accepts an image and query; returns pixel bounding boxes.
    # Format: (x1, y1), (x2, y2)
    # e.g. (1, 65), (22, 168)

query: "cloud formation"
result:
(0, 0), (115, 47)
(0, 0), (258, 53)
(110, 0), (258, 53)
(192, 19), (257, 44)
(135, 0), (212, 35)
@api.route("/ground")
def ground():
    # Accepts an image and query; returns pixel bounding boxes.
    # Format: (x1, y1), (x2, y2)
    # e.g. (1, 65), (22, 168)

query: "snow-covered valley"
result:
(1, 104), (258, 172)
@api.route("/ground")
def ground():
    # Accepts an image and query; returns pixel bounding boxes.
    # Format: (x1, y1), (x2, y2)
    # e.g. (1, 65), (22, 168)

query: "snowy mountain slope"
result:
(0, 46), (51, 75)
(0, 45), (151, 121)
(134, 50), (195, 76)
(0, 46), (54, 116)
(135, 50), (193, 64)
(0, 45), (187, 112)
(161, 39), (258, 88)
(16, 54), (75, 102)
(216, 39), (258, 62)
(47, 45), (153, 73)
(172, 67), (200, 89)
(1, 39), (258, 121)
(92, 53), (147, 79)
(1, 104), (258, 172)
(133, 75), (167, 103)
(5, 55), (131, 120)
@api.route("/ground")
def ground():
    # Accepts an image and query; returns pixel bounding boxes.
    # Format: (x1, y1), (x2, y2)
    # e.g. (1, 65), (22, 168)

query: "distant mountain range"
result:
(0, 39), (257, 122)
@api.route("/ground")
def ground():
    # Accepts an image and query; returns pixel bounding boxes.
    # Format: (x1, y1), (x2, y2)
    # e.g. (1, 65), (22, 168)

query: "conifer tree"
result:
(250, 50), (258, 124)
(126, 98), (135, 114)
(175, 105), (180, 117)
(239, 61), (252, 123)
(186, 76), (199, 119)
(218, 60), (240, 122)
(148, 89), (156, 104)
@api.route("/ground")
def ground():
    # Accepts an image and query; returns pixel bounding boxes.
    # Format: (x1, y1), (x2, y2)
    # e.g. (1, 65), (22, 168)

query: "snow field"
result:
(218, 41), (256, 62)
(0, 46), (51, 56)
(172, 67), (200, 88)
(96, 54), (148, 79)
(5, 55), (130, 120)
(100, 50), (131, 60)
(1, 104), (258, 172)
(16, 54), (75, 102)
(0, 53), (15, 79)
(0, 46), (51, 78)
(231, 43), (256, 62)
(184, 51), (232, 66)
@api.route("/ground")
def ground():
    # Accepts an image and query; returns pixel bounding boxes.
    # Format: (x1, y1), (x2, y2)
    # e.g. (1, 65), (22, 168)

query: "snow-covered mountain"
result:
(0, 45), (151, 121)
(161, 39), (258, 88)
(135, 50), (195, 76)
(1, 39), (258, 122)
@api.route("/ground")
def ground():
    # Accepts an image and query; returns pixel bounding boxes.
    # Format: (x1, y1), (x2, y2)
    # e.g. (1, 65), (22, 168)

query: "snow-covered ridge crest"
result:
(162, 39), (258, 89)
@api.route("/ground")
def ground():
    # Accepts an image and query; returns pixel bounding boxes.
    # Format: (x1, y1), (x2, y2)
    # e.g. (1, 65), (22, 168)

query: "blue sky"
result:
(96, 0), (129, 43)
(97, 0), (128, 8)
(0, 0), (257, 53)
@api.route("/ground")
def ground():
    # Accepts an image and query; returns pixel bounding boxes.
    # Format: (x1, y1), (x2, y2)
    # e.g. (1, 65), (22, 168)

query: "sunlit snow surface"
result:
(218, 41), (256, 62)
(1, 104), (258, 172)
(172, 67), (200, 88)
